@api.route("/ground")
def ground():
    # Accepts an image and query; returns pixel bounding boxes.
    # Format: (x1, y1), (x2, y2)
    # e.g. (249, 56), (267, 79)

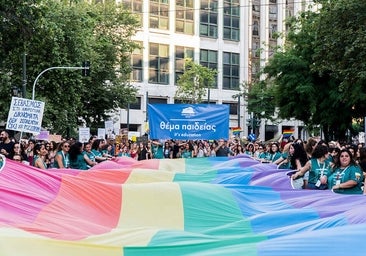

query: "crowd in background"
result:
(0, 129), (365, 195)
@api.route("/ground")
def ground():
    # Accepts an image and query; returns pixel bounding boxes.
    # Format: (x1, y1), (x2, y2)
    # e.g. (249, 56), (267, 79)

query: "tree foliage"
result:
(243, 81), (276, 122)
(259, 0), (366, 141)
(0, 0), (140, 137)
(175, 59), (217, 104)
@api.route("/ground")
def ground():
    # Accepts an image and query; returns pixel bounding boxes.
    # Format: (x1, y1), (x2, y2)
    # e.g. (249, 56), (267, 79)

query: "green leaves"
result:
(0, 0), (139, 137)
(260, 0), (366, 141)
(175, 58), (217, 104)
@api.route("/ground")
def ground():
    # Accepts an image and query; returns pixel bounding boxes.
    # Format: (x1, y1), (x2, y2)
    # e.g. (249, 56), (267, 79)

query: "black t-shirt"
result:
(0, 141), (15, 158)
(216, 146), (230, 157)
(172, 144), (180, 159)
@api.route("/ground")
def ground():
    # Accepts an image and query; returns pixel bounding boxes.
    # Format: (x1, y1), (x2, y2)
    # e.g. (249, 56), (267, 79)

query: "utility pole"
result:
(237, 95), (241, 128)
(127, 102), (130, 131)
(22, 53), (27, 98)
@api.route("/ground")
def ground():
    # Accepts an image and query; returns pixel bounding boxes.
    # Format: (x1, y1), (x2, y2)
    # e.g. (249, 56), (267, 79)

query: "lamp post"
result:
(127, 102), (130, 131)
(237, 95), (241, 127)
(12, 86), (21, 97)
(207, 87), (210, 103)
(22, 53), (27, 98)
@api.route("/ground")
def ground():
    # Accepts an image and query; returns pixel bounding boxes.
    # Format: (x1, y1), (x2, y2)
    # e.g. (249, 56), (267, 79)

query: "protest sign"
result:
(148, 104), (229, 140)
(6, 97), (45, 134)
(79, 127), (90, 143)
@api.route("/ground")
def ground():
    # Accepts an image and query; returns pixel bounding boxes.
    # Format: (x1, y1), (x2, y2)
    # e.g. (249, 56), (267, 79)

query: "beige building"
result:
(113, 0), (315, 141)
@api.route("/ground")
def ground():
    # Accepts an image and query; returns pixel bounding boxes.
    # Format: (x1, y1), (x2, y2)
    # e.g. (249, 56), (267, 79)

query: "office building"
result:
(114, 0), (315, 141)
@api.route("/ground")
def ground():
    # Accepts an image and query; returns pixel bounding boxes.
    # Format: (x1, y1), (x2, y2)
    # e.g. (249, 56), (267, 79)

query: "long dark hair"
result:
(69, 142), (83, 162)
(290, 142), (308, 169)
(311, 144), (329, 159)
(91, 139), (104, 151)
(33, 143), (44, 156)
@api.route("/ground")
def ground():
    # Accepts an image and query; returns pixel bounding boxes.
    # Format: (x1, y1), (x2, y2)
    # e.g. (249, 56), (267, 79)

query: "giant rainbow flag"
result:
(1, 154), (366, 255)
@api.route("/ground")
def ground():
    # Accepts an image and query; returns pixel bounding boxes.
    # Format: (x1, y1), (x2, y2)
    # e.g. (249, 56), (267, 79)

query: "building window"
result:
(149, 43), (169, 84)
(129, 97), (141, 110)
(176, 0), (194, 34)
(131, 41), (143, 82)
(223, 0), (240, 41)
(270, 23), (277, 40)
(200, 0), (218, 38)
(252, 0), (260, 12)
(223, 102), (238, 115)
(150, 0), (169, 30)
(253, 20), (259, 36)
(251, 62), (259, 77)
(200, 49), (218, 88)
(223, 52), (239, 90)
(175, 46), (194, 84)
(269, 4), (277, 20)
(148, 97), (168, 104)
(252, 40), (260, 58)
(123, 0), (143, 24)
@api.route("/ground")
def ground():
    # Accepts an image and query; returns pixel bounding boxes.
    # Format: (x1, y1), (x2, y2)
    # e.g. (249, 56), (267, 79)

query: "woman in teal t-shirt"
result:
(54, 141), (70, 168)
(328, 148), (364, 194)
(69, 142), (89, 170)
(269, 142), (282, 163)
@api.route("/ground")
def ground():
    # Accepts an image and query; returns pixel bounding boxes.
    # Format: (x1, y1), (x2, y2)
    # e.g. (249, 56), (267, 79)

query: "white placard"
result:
(79, 127), (90, 143)
(6, 97), (45, 134)
(104, 120), (114, 138)
(97, 128), (106, 139)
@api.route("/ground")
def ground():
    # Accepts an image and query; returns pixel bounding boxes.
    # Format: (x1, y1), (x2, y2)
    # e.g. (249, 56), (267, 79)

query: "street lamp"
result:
(32, 63), (90, 100)
(12, 86), (21, 97)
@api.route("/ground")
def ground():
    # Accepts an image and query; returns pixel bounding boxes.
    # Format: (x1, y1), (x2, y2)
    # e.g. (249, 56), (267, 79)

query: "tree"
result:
(175, 58), (217, 104)
(0, 0), (139, 137)
(245, 80), (276, 122)
(0, 0), (44, 119)
(240, 80), (276, 137)
(260, 0), (366, 141)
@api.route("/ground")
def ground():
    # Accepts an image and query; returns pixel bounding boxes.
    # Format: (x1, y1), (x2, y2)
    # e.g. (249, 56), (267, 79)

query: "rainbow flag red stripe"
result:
(231, 127), (242, 133)
(282, 129), (294, 137)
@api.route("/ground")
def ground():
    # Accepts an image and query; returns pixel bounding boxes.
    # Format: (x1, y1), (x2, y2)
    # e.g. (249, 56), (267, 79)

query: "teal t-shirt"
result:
(91, 149), (102, 158)
(85, 151), (96, 162)
(308, 158), (331, 184)
(152, 144), (164, 159)
(70, 153), (89, 170)
(328, 165), (364, 194)
(33, 155), (48, 169)
(54, 151), (70, 168)
(270, 152), (282, 162)
(181, 150), (192, 158)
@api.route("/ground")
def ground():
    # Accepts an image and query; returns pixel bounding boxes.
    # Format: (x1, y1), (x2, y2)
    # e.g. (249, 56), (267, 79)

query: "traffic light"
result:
(82, 61), (90, 76)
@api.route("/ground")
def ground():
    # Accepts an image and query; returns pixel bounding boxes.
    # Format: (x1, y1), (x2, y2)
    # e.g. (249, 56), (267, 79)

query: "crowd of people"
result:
(0, 129), (364, 195)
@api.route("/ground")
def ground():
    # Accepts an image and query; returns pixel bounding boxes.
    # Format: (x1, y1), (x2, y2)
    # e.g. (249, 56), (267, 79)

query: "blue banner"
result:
(148, 104), (229, 140)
